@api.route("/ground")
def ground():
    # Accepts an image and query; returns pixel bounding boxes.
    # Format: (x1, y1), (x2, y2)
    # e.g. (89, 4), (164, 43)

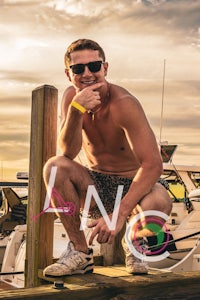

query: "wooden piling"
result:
(100, 226), (125, 266)
(25, 85), (58, 287)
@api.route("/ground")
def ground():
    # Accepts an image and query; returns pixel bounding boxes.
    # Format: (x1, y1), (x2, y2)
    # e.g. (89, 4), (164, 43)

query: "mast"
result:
(159, 60), (178, 165)
(159, 59), (166, 144)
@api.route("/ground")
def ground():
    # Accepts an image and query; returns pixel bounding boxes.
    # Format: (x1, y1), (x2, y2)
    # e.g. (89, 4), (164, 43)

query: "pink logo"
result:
(32, 187), (76, 221)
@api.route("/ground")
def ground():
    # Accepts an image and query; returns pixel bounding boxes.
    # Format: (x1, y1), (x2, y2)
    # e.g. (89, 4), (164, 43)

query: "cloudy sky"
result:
(0, 0), (200, 181)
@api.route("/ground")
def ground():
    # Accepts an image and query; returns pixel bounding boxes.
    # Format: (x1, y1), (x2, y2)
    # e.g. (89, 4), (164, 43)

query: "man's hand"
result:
(88, 214), (125, 245)
(73, 82), (104, 111)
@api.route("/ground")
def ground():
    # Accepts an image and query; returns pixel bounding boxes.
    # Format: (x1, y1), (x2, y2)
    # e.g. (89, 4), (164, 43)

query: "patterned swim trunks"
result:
(86, 169), (133, 219)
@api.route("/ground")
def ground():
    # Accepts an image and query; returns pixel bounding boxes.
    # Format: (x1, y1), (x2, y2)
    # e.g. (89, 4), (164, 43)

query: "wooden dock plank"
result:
(0, 266), (200, 299)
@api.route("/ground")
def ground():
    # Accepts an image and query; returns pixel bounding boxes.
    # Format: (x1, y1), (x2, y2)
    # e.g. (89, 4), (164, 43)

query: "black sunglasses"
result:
(69, 61), (104, 75)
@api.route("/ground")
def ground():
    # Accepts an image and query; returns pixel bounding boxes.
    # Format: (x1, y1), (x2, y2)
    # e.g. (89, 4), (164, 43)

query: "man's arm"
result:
(58, 82), (104, 158)
(88, 94), (162, 244)
(58, 86), (83, 159)
(115, 95), (163, 217)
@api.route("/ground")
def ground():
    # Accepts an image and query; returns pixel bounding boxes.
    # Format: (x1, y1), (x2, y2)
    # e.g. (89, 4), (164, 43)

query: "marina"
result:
(0, 85), (200, 299)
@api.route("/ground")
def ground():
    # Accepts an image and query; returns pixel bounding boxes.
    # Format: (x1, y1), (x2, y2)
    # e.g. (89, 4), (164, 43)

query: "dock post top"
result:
(32, 84), (58, 92)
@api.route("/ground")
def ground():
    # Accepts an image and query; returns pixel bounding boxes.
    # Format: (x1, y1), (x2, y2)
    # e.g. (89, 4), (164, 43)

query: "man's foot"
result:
(43, 241), (94, 277)
(122, 237), (148, 275)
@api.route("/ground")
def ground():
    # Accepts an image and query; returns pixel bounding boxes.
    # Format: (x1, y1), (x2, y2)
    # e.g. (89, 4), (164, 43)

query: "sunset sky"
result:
(0, 0), (200, 181)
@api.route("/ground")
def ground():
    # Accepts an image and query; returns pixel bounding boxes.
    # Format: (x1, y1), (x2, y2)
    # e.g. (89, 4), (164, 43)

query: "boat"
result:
(139, 144), (200, 270)
(0, 145), (200, 288)
(147, 182), (200, 271)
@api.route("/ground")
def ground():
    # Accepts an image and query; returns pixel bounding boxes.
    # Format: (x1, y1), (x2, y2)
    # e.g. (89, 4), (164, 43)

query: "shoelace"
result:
(58, 245), (73, 263)
(59, 251), (84, 268)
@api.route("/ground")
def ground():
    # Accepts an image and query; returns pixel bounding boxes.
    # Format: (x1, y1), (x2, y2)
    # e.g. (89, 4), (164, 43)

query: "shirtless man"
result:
(43, 39), (172, 277)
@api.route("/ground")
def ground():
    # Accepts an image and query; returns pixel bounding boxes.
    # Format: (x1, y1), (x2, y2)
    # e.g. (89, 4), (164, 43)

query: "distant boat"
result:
(16, 172), (29, 180)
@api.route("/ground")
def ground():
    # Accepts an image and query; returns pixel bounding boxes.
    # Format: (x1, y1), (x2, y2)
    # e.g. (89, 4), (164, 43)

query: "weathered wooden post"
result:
(100, 227), (125, 266)
(25, 85), (58, 287)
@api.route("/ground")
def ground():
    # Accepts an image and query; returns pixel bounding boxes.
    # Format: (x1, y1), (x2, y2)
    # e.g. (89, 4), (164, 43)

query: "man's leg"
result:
(43, 155), (95, 277)
(43, 155), (94, 252)
(122, 182), (172, 274)
(129, 182), (172, 240)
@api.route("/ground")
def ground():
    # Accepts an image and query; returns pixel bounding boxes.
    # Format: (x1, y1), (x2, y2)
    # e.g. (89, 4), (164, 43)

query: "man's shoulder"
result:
(63, 85), (76, 99)
(109, 83), (139, 105)
(61, 86), (76, 116)
(109, 83), (144, 125)
(110, 82), (128, 94)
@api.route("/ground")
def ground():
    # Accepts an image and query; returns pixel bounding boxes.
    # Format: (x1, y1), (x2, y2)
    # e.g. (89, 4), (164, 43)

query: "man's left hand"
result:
(87, 214), (125, 245)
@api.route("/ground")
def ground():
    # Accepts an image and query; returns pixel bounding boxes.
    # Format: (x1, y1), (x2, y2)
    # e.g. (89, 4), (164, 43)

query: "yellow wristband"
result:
(71, 101), (86, 113)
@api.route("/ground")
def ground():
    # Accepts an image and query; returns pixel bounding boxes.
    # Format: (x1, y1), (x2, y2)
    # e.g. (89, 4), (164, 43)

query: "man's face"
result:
(65, 49), (108, 91)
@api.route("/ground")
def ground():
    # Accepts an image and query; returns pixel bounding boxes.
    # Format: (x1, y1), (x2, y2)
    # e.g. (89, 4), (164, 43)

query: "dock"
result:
(0, 266), (200, 299)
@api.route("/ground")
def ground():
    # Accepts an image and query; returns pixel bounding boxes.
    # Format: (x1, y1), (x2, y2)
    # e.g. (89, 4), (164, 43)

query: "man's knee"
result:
(43, 155), (72, 183)
(138, 183), (172, 216)
(154, 183), (172, 215)
(43, 156), (56, 182)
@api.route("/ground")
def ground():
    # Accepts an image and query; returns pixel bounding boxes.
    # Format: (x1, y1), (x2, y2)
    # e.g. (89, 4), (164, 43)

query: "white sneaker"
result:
(43, 241), (94, 277)
(122, 237), (148, 274)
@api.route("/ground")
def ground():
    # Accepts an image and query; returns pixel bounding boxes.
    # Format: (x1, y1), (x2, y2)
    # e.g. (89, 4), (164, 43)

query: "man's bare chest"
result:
(82, 117), (129, 154)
